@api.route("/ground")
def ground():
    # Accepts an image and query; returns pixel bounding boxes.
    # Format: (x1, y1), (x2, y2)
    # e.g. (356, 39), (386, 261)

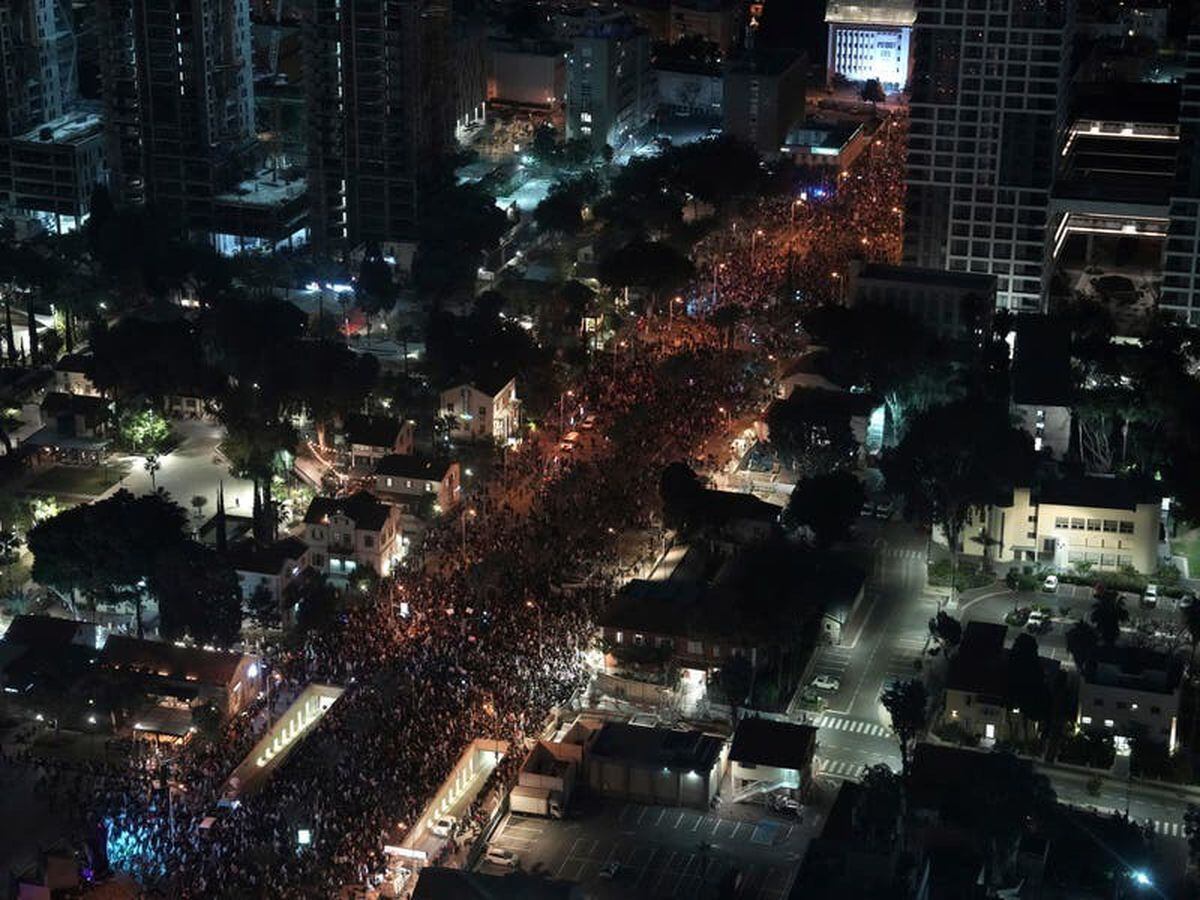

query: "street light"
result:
(460, 507), (476, 558)
(751, 228), (765, 263)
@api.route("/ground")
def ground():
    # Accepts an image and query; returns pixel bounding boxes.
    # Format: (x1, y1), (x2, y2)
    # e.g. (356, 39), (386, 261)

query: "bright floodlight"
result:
(297, 829), (311, 847)
(1131, 870), (1152, 887)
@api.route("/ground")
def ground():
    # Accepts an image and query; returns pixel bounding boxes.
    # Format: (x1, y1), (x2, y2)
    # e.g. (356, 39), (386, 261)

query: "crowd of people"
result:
(48, 111), (913, 900)
(68, 331), (751, 897)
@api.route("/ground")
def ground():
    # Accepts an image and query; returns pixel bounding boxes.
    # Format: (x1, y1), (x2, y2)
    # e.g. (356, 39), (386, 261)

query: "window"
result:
(1054, 516), (1068, 529)
(1071, 518), (1085, 530)
(1027, 531), (1037, 540)
(363, 535), (374, 549)
(1102, 520), (1118, 533)
(615, 631), (623, 644)
(1151, 705), (1161, 715)
(1081, 715), (1092, 724)
(1087, 519), (1101, 531)
(1104, 719), (1114, 728)
(1027, 515), (1036, 523)
(386, 477), (393, 488)
(687, 640), (702, 654)
(1119, 521), (1134, 534)
(634, 634), (645, 646)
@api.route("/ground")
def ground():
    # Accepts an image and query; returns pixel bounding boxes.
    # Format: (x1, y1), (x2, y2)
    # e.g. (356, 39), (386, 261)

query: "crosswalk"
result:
(1153, 819), (1186, 837)
(878, 547), (924, 560)
(811, 714), (892, 738)
(818, 758), (865, 780)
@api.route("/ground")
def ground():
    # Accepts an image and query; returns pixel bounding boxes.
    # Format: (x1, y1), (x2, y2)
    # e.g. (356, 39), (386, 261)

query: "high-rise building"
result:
(903, 0), (1074, 312)
(0, 0), (77, 138)
(305, 0), (452, 253)
(1161, 23), (1200, 322)
(724, 49), (806, 156)
(563, 10), (655, 153)
(825, 0), (915, 90)
(96, 0), (256, 228)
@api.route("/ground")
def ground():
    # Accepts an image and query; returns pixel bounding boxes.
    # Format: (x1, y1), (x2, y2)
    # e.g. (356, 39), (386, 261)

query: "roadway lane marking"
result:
(815, 715), (891, 737)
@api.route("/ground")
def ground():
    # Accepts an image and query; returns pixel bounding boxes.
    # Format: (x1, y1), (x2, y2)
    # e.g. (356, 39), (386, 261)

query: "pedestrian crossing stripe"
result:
(817, 758), (865, 778)
(1154, 820), (1183, 837)
(813, 715), (892, 737)
(880, 548), (924, 559)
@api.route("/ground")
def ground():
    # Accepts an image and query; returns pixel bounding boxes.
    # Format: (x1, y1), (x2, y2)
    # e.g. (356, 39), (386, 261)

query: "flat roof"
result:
(589, 723), (724, 774)
(375, 453), (453, 481)
(729, 717), (816, 771)
(14, 110), (103, 145)
(1071, 82), (1181, 125)
(1036, 473), (1159, 512)
(101, 636), (249, 686)
(214, 169), (307, 206)
(856, 262), (997, 293)
(826, 0), (916, 27)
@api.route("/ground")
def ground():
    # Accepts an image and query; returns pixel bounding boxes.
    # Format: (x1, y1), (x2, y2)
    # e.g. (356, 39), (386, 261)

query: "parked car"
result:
(598, 861), (620, 879)
(873, 498), (895, 519)
(580, 414), (597, 431)
(810, 674), (841, 692)
(484, 846), (519, 869)
(431, 816), (456, 838)
(1141, 583), (1159, 608)
(1026, 610), (1051, 634)
(1042, 575), (1059, 593)
(1180, 592), (1196, 610)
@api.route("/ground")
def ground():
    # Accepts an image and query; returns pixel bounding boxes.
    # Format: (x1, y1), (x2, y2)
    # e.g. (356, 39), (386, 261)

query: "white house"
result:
(440, 373), (520, 443)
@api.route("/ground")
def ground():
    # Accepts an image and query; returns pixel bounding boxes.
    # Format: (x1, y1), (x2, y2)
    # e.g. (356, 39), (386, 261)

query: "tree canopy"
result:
(783, 470), (864, 547)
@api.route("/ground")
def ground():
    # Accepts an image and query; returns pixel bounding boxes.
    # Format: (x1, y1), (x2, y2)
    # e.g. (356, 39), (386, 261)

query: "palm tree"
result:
(1089, 587), (1128, 645)
(880, 678), (928, 782)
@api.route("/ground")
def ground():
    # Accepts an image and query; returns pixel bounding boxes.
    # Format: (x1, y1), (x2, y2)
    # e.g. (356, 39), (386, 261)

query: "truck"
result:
(509, 785), (564, 819)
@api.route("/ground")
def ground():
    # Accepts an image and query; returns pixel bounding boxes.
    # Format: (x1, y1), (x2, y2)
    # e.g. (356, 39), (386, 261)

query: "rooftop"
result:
(854, 262), (998, 293)
(14, 110), (104, 145)
(343, 412), (403, 449)
(101, 636), (249, 687)
(304, 491), (393, 532)
(727, 48), (805, 77)
(589, 723), (724, 774)
(227, 536), (309, 575)
(1036, 473), (1159, 512)
(41, 391), (111, 421)
(412, 868), (575, 900)
(1071, 82), (1181, 125)
(729, 717), (817, 771)
(443, 368), (517, 399)
(1085, 644), (1182, 694)
(213, 168), (307, 207)
(945, 622), (1009, 699)
(1011, 316), (1074, 407)
(375, 453), (454, 481)
(825, 0), (916, 27)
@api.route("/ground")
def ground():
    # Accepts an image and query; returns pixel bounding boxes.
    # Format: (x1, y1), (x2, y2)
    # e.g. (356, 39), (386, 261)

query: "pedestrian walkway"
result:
(878, 547), (924, 560)
(812, 714), (891, 738)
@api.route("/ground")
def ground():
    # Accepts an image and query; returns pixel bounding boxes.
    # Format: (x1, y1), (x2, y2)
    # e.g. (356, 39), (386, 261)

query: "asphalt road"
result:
(792, 524), (1196, 870)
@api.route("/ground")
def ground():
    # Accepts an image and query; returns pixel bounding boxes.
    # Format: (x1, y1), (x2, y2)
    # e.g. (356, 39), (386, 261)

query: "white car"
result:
(1142, 584), (1159, 608)
(484, 846), (519, 869)
(430, 816), (456, 838)
(1042, 575), (1059, 593)
(810, 674), (840, 692)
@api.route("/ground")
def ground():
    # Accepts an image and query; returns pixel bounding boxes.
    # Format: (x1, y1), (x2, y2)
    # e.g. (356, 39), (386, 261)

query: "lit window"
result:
(1081, 716), (1093, 724)
(1104, 719), (1114, 728)
(581, 112), (592, 123)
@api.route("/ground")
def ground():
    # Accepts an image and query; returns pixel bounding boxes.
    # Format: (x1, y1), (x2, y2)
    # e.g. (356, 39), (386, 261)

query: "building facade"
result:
(968, 477), (1161, 574)
(825, 0), (915, 89)
(1078, 646), (1181, 751)
(723, 50), (806, 156)
(0, 0), (77, 139)
(96, 0), (256, 230)
(903, 0), (1073, 311)
(846, 261), (995, 341)
(303, 491), (405, 578)
(305, 0), (452, 253)
(440, 376), (520, 443)
(1161, 23), (1200, 323)
(564, 13), (655, 153)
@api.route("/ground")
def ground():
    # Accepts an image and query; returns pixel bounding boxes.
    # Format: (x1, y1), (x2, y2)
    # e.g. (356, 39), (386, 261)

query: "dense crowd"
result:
(63, 335), (751, 897)
(42, 112), (911, 899)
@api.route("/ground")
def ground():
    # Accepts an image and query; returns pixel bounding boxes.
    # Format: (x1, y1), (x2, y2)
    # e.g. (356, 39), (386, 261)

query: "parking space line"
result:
(729, 821), (743, 839)
(618, 804), (633, 824)
(674, 810), (685, 829)
(635, 806), (649, 825)
(653, 808), (666, 826)
(689, 813), (702, 832)
(709, 816), (721, 835)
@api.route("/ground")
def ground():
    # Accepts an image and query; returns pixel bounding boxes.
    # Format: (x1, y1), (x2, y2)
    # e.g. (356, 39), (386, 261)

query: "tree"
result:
(1183, 603), (1200, 753)
(119, 407), (172, 455)
(765, 389), (859, 476)
(191, 701), (223, 743)
(27, 490), (187, 630)
(1007, 633), (1049, 742)
(1089, 587), (1129, 646)
(860, 78), (887, 104)
(355, 242), (397, 335)
(882, 399), (1034, 599)
(880, 678), (928, 782)
(151, 541), (242, 646)
(718, 654), (754, 721)
(290, 572), (340, 634)
(246, 583), (282, 630)
(783, 471), (865, 547)
(413, 181), (508, 298)
(1065, 620), (1100, 669)
(597, 239), (695, 315)
(1185, 804), (1200, 865)
(927, 610), (963, 657)
(659, 462), (704, 532)
(856, 764), (902, 849)
(534, 174), (599, 236)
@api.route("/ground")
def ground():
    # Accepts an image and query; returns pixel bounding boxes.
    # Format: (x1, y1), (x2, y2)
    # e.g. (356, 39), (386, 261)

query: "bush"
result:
(1006, 607), (1031, 627)
(1130, 737), (1193, 783)
(933, 720), (981, 747)
(1057, 731), (1115, 770)
(928, 558), (994, 590)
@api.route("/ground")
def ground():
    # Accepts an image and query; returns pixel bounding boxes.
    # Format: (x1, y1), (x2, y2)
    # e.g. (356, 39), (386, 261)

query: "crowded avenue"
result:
(14, 112), (911, 898)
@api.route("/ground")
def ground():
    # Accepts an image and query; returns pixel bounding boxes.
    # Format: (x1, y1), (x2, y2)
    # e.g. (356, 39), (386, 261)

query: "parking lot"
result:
(480, 799), (810, 899)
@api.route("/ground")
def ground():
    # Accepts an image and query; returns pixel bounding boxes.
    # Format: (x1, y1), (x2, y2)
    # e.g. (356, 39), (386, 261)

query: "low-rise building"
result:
(228, 535), (311, 613)
(784, 122), (870, 171)
(942, 622), (1061, 745)
(846, 261), (996, 343)
(100, 636), (261, 720)
(372, 454), (460, 513)
(342, 413), (414, 471)
(586, 722), (726, 809)
(53, 353), (99, 397)
(1077, 644), (1182, 751)
(729, 716), (816, 805)
(511, 739), (581, 818)
(487, 40), (567, 115)
(303, 491), (405, 577)
(440, 373), (520, 444)
(968, 474), (1161, 574)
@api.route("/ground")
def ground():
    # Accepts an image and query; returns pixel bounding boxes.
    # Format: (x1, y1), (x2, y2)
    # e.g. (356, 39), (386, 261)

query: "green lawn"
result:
(1170, 530), (1200, 579)
(26, 462), (130, 498)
